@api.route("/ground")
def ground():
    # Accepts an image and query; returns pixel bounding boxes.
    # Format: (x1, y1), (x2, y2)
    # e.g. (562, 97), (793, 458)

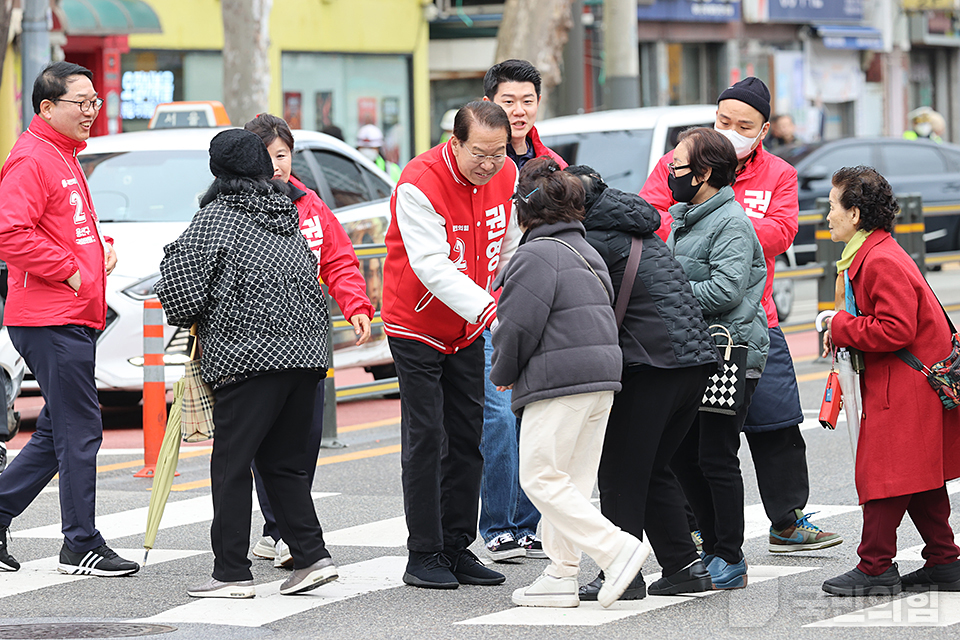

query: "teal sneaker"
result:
(707, 556), (747, 590)
(769, 510), (843, 553)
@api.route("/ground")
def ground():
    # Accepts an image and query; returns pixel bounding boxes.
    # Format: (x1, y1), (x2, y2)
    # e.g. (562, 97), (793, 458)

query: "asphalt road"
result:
(1, 266), (959, 640)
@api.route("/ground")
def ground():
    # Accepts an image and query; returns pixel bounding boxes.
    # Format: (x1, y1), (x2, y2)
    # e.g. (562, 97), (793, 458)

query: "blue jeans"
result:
(479, 329), (540, 543)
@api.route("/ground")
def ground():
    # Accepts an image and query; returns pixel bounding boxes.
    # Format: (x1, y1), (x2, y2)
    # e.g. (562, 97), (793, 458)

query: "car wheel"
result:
(98, 390), (144, 407)
(772, 257), (794, 323)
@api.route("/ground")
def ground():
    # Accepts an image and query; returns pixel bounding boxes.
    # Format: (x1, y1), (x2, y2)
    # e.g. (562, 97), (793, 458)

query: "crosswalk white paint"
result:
(324, 516), (407, 547)
(135, 556), (408, 627)
(13, 492), (338, 540)
(457, 565), (817, 626)
(0, 549), (205, 600)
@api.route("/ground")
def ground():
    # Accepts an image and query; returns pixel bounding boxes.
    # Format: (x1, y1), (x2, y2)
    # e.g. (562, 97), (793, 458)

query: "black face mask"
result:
(668, 171), (703, 203)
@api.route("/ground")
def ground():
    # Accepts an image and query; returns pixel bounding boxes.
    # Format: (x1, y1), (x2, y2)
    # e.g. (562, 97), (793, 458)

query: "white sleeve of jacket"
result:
(394, 183), (494, 323)
(497, 169), (521, 274)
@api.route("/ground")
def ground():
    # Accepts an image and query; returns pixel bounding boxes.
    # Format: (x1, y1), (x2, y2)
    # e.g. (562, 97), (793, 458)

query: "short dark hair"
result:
(677, 127), (738, 189)
(831, 166), (898, 234)
(33, 62), (94, 115)
(243, 113), (296, 151)
(514, 157), (585, 230)
(452, 101), (510, 145)
(483, 59), (542, 99)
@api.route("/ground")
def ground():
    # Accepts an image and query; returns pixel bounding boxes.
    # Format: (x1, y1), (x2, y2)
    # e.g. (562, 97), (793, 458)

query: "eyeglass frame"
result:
(54, 97), (104, 113)
(458, 145), (507, 165)
(667, 162), (691, 178)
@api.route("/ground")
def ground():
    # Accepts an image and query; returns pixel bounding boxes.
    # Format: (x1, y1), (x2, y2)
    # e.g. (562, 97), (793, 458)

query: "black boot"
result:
(822, 563), (901, 596)
(648, 560), (712, 596)
(901, 560), (960, 592)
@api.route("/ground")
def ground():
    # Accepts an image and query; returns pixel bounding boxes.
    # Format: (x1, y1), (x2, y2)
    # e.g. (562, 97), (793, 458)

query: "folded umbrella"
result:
(835, 349), (861, 461)
(143, 377), (185, 565)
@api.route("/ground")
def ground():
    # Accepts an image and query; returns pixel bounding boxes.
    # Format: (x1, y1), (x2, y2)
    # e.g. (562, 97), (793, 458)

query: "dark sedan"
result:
(774, 137), (960, 264)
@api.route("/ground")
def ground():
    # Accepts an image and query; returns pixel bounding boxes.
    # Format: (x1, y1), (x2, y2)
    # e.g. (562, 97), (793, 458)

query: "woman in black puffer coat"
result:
(567, 166), (720, 600)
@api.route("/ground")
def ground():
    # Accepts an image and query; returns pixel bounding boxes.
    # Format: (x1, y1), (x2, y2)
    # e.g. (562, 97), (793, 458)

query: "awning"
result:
(815, 25), (884, 51)
(57, 0), (162, 36)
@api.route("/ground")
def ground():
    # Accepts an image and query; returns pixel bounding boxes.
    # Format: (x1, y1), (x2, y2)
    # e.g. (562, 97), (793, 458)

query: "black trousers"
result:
(598, 365), (711, 576)
(210, 369), (328, 582)
(0, 326), (104, 553)
(388, 335), (485, 553)
(253, 378), (325, 542)
(671, 378), (758, 566)
(745, 426), (809, 531)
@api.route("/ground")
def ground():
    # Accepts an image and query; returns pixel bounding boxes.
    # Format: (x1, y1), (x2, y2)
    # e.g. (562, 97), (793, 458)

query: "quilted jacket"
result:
(156, 188), (329, 385)
(667, 186), (769, 373)
(583, 188), (719, 373)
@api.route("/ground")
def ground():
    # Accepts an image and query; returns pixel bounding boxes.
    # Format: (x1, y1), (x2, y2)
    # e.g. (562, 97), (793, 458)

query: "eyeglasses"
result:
(55, 97), (104, 113)
(667, 162), (691, 178)
(464, 149), (507, 165)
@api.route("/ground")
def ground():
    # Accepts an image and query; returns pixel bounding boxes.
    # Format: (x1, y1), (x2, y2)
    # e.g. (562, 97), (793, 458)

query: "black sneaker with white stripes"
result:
(57, 543), (140, 577)
(0, 525), (19, 572)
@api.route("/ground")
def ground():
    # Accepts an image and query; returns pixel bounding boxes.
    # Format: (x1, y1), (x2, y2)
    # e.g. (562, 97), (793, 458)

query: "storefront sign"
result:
(637, 0), (740, 23)
(744, 0), (863, 23)
(903, 0), (958, 10)
(120, 70), (175, 120)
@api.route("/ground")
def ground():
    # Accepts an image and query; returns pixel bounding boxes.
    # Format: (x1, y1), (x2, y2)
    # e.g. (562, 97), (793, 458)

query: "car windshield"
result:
(80, 151), (212, 222)
(539, 129), (654, 194)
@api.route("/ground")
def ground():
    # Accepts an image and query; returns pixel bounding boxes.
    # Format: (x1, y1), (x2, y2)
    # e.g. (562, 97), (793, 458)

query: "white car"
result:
(13, 127), (394, 405)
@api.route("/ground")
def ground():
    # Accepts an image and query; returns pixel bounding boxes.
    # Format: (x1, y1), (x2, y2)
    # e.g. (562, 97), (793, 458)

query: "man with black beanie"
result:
(640, 77), (842, 576)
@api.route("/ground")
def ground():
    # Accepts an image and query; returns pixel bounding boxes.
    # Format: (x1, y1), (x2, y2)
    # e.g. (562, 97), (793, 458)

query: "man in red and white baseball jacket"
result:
(0, 62), (138, 577)
(382, 101), (520, 589)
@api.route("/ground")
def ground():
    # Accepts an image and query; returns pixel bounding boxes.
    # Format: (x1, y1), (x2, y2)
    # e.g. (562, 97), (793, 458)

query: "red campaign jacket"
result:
(528, 126), (568, 169)
(640, 143), (798, 328)
(0, 117), (112, 330)
(830, 231), (960, 503)
(290, 176), (375, 321)
(382, 140), (518, 353)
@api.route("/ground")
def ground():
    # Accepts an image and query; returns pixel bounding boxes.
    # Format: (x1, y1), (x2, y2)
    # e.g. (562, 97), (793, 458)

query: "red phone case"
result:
(819, 370), (843, 429)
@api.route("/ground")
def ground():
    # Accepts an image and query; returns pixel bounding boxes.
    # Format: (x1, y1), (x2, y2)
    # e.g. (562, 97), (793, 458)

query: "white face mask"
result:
(715, 126), (764, 160)
(359, 147), (380, 161)
(915, 122), (934, 137)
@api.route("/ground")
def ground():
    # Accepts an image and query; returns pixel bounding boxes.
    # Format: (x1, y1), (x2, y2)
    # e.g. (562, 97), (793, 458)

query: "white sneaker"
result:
(511, 572), (579, 608)
(274, 539), (293, 569)
(598, 536), (651, 608)
(252, 536), (277, 559)
(187, 577), (255, 599)
(279, 557), (339, 595)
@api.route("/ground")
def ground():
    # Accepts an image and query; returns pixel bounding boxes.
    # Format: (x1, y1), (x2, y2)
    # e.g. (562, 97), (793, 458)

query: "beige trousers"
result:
(518, 390), (630, 578)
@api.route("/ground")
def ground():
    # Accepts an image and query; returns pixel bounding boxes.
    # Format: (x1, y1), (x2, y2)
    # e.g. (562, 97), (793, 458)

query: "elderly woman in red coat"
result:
(821, 165), (960, 596)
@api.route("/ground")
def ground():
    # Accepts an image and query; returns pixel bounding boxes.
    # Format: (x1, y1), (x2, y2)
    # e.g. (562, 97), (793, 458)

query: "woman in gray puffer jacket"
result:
(665, 127), (768, 591)
(491, 157), (649, 610)
(157, 129), (337, 600)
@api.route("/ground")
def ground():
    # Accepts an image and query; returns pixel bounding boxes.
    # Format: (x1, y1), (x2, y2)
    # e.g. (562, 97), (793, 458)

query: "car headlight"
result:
(122, 273), (161, 300)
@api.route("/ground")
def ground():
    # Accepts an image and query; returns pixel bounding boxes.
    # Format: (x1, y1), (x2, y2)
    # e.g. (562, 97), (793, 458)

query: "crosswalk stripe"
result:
(804, 594), (960, 627)
(0, 549), (205, 600)
(12, 492), (338, 540)
(324, 516), (407, 547)
(456, 566), (817, 626)
(134, 556), (408, 627)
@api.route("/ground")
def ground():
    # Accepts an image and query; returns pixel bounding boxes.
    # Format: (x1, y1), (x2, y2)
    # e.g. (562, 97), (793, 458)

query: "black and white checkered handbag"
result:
(700, 324), (748, 416)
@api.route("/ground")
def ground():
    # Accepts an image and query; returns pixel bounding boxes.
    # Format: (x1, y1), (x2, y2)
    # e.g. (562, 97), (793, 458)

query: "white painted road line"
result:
(135, 555), (407, 627)
(13, 492), (338, 540)
(0, 549), (205, 600)
(805, 593), (960, 627)
(457, 565), (817, 626)
(324, 516), (407, 547)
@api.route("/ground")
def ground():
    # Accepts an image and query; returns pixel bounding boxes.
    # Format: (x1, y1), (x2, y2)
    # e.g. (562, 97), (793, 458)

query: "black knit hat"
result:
(717, 77), (771, 122)
(209, 128), (274, 180)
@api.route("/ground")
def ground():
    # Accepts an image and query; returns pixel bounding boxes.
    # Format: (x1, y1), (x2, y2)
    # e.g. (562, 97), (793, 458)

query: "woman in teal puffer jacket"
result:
(665, 127), (768, 591)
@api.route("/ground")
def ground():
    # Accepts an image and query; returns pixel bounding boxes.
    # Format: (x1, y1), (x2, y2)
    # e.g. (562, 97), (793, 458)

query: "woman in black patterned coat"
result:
(157, 129), (337, 599)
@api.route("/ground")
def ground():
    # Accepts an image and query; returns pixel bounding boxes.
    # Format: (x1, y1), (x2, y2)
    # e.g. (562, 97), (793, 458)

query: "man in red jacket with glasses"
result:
(0, 62), (138, 577)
